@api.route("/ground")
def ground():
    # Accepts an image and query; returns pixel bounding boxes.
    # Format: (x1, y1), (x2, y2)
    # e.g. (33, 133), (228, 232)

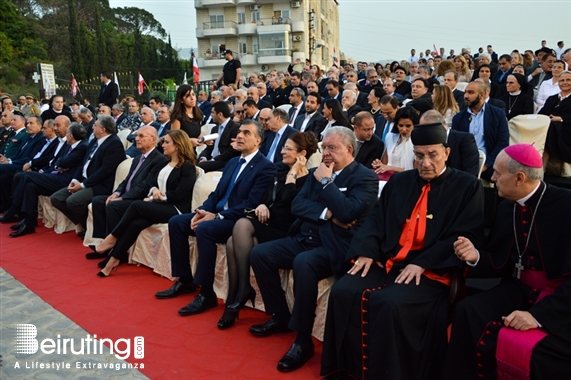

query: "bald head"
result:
(135, 125), (158, 154)
(259, 108), (272, 130)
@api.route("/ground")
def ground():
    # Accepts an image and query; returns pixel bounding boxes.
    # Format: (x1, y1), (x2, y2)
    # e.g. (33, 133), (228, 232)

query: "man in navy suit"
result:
(293, 92), (326, 136)
(260, 108), (296, 163)
(197, 90), (212, 122)
(249, 127), (379, 372)
(1, 122), (88, 236)
(324, 80), (343, 103)
(287, 87), (305, 124)
(88, 126), (167, 259)
(156, 120), (276, 315)
(353, 112), (384, 168)
(97, 72), (119, 108)
(375, 95), (400, 141)
(444, 70), (467, 109)
(491, 54), (513, 85)
(452, 81), (509, 181)
(50, 115), (125, 236)
(125, 107), (161, 158)
(155, 104), (171, 138)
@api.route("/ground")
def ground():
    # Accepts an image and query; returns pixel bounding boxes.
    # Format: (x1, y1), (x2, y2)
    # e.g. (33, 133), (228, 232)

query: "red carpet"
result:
(0, 222), (323, 379)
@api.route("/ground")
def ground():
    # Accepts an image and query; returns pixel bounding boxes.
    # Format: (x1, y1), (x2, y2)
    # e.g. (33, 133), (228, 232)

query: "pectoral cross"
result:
(515, 258), (524, 279)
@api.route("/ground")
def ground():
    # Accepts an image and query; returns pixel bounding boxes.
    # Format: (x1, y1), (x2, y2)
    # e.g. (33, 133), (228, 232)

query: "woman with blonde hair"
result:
(454, 55), (473, 82)
(95, 129), (198, 277)
(510, 52), (523, 67)
(432, 85), (460, 125)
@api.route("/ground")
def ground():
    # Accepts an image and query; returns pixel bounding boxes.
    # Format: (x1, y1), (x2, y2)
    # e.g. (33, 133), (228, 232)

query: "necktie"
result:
(87, 141), (99, 161)
(157, 123), (166, 137)
(216, 158), (245, 212)
(266, 133), (281, 162)
(212, 124), (225, 157)
(355, 141), (364, 155)
(385, 183), (431, 273)
(125, 155), (146, 192)
(289, 107), (297, 124)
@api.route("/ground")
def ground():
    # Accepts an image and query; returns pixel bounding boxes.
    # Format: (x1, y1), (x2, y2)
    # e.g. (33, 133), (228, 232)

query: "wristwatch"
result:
(288, 173), (298, 179)
(215, 213), (222, 220)
(320, 177), (333, 186)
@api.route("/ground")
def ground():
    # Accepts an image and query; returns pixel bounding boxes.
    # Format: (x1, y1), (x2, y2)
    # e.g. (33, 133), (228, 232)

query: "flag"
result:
(182, 72), (188, 85)
(114, 71), (121, 96)
(192, 53), (200, 84)
(138, 72), (145, 95)
(70, 74), (79, 97)
(433, 44), (439, 57)
(332, 47), (338, 66)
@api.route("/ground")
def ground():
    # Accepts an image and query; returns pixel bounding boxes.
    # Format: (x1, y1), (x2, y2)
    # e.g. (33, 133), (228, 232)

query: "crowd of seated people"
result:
(1, 41), (571, 379)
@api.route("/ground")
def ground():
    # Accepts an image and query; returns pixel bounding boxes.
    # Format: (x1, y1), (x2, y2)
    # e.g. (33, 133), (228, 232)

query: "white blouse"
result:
(536, 79), (560, 109)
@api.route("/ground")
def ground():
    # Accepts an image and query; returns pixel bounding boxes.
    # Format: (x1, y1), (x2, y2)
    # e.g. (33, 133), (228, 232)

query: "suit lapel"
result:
(234, 152), (260, 186)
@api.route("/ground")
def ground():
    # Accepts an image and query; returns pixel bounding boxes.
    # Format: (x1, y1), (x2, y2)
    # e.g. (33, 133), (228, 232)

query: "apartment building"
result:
(195, 0), (340, 79)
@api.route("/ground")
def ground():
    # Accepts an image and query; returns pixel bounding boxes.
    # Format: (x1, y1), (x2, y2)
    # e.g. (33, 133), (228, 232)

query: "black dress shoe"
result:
(277, 343), (314, 372)
(76, 230), (86, 238)
(9, 224), (35, 238)
(155, 281), (197, 299)
(10, 220), (24, 230)
(249, 316), (292, 337)
(86, 251), (109, 260)
(0, 214), (19, 224)
(178, 293), (218, 316)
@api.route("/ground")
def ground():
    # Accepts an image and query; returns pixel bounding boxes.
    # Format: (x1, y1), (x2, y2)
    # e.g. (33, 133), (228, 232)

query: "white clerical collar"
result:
(509, 91), (522, 96)
(516, 181), (541, 206)
(559, 92), (571, 101)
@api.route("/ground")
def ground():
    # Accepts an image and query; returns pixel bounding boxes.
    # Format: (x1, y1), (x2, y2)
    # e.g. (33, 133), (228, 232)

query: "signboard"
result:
(38, 63), (56, 97)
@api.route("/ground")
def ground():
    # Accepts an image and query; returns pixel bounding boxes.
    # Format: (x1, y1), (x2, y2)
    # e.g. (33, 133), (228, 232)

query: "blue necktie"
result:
(216, 158), (245, 212)
(266, 133), (281, 162)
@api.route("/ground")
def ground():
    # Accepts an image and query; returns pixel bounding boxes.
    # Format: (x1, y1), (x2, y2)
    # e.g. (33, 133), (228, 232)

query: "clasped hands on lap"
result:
(454, 236), (539, 332)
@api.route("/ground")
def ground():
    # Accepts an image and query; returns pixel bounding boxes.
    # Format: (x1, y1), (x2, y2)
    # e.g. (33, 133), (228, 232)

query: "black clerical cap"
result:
(411, 123), (447, 146)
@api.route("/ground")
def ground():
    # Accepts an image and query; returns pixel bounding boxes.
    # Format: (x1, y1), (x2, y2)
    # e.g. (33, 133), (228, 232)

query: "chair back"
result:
(306, 142), (322, 169)
(277, 104), (292, 113)
(455, 82), (469, 92)
(508, 114), (550, 155)
(477, 150), (486, 179)
(191, 170), (223, 210)
(117, 129), (132, 150)
(113, 157), (133, 190)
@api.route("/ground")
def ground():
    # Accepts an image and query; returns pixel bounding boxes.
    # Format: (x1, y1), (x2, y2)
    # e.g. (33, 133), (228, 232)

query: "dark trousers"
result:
(50, 186), (94, 227)
(169, 213), (235, 288)
(109, 200), (179, 261)
(0, 164), (22, 207)
(250, 236), (332, 335)
(198, 159), (227, 173)
(91, 195), (134, 239)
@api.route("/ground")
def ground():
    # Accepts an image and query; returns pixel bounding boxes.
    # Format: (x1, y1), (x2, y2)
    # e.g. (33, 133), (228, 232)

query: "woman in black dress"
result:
(217, 132), (319, 329)
(539, 70), (571, 166)
(96, 130), (197, 277)
(170, 84), (203, 147)
(501, 73), (534, 120)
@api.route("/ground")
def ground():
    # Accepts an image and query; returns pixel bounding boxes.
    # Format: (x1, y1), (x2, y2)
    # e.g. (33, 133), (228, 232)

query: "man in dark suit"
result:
(260, 108), (296, 163)
(375, 95), (400, 141)
(78, 108), (96, 138)
(325, 80), (343, 103)
(0, 116), (55, 210)
(112, 104), (127, 129)
(287, 87), (305, 124)
(98, 71), (119, 108)
(293, 92), (326, 136)
(359, 68), (383, 94)
(247, 86), (272, 110)
(487, 45), (499, 63)
(249, 126), (379, 372)
(155, 104), (171, 138)
(492, 54), (513, 85)
(452, 81), (509, 181)
(125, 107), (161, 158)
(88, 125), (167, 260)
(50, 115), (125, 236)
(1, 123), (88, 236)
(342, 90), (364, 123)
(353, 112), (384, 168)
(198, 101), (240, 172)
(197, 90), (212, 122)
(344, 82), (369, 109)
(421, 110), (480, 177)
(475, 78), (507, 110)
(404, 77), (434, 115)
(267, 78), (284, 107)
(443, 70), (467, 109)
(155, 120), (276, 315)
(528, 52), (555, 89)
(243, 99), (261, 122)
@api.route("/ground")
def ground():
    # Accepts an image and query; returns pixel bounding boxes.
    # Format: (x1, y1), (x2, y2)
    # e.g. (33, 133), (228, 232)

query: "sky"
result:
(110, 0), (571, 63)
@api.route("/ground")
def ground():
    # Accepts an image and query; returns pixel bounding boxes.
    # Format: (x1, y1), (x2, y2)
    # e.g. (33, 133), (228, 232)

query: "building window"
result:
(210, 15), (224, 29)
(258, 33), (290, 56)
(272, 10), (290, 24)
(239, 43), (247, 54)
(237, 12), (246, 24)
(251, 12), (260, 23)
(253, 44), (259, 54)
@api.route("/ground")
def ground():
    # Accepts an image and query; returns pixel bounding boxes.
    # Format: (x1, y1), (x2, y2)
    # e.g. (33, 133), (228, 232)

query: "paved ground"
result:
(0, 267), (149, 379)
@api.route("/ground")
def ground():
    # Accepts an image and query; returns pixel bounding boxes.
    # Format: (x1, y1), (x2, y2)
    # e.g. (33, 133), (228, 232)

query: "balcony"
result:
(258, 49), (292, 65)
(237, 22), (257, 35)
(291, 20), (305, 33)
(240, 54), (257, 65)
(236, 0), (255, 4)
(202, 21), (238, 37)
(195, 0), (236, 7)
(203, 57), (227, 68)
(256, 18), (292, 34)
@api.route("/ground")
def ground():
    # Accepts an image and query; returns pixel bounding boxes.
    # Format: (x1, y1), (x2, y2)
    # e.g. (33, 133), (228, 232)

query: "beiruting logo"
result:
(14, 324), (144, 360)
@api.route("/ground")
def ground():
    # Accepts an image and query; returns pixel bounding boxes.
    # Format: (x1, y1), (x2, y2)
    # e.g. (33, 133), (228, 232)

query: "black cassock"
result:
(442, 182), (571, 380)
(539, 93), (571, 162)
(320, 168), (484, 380)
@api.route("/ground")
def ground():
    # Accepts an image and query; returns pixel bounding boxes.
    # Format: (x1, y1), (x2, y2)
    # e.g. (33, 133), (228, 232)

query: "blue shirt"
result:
(467, 104), (486, 154)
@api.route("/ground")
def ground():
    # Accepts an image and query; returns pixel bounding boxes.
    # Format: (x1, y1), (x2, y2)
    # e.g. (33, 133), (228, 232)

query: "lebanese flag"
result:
(433, 44), (439, 57)
(138, 72), (145, 95)
(70, 74), (79, 97)
(192, 54), (200, 84)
